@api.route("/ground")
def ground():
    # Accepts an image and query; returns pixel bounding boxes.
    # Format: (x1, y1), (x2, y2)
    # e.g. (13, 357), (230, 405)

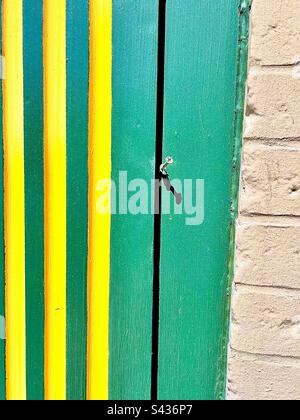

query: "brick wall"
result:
(227, 0), (300, 400)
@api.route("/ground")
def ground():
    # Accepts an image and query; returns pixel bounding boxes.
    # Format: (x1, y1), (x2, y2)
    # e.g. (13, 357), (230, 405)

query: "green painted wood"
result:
(109, 0), (159, 400)
(0, 0), (5, 401)
(158, 0), (241, 400)
(217, 0), (251, 399)
(23, 0), (44, 400)
(66, 0), (89, 401)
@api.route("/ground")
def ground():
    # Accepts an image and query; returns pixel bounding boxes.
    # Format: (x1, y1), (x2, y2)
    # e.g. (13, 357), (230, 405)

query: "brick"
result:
(235, 223), (300, 289)
(244, 70), (300, 139)
(227, 349), (300, 400)
(230, 286), (300, 357)
(239, 144), (300, 216)
(228, 0), (300, 401)
(250, 0), (300, 66)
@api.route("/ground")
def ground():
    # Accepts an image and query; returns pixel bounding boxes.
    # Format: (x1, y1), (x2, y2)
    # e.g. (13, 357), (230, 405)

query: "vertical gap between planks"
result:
(87, 0), (112, 401)
(151, 0), (167, 401)
(43, 0), (67, 400)
(2, 0), (26, 401)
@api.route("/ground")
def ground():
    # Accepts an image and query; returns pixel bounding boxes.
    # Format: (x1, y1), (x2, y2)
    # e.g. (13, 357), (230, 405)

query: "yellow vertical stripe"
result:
(2, 0), (26, 401)
(87, 0), (112, 400)
(43, 0), (66, 400)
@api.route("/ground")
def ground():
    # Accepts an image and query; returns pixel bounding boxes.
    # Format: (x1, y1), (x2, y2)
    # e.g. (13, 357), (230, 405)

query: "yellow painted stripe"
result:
(87, 0), (112, 401)
(2, 0), (26, 401)
(43, 0), (67, 400)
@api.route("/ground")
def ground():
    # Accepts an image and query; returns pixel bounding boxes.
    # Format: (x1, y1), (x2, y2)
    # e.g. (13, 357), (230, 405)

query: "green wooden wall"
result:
(109, 0), (159, 400)
(0, 0), (250, 400)
(109, 0), (249, 400)
(158, 0), (241, 400)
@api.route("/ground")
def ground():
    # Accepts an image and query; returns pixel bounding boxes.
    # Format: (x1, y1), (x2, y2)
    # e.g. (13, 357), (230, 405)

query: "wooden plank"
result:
(158, 0), (240, 400)
(87, 0), (112, 401)
(23, 0), (44, 400)
(2, 0), (26, 400)
(0, 0), (5, 401)
(66, 0), (88, 401)
(217, 1), (251, 398)
(109, 0), (159, 400)
(43, 0), (67, 400)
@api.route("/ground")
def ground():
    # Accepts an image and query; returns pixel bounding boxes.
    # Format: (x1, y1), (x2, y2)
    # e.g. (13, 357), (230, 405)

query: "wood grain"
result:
(43, 0), (67, 400)
(158, 0), (240, 400)
(3, 0), (26, 400)
(66, 0), (89, 401)
(23, 0), (44, 400)
(0, 0), (5, 401)
(109, 0), (159, 400)
(87, 0), (112, 400)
